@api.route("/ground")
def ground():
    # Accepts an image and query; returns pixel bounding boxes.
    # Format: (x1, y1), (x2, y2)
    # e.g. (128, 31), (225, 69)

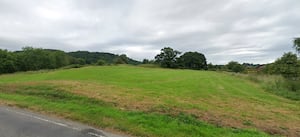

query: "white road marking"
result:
(88, 132), (105, 137)
(4, 108), (105, 137)
(5, 108), (74, 129)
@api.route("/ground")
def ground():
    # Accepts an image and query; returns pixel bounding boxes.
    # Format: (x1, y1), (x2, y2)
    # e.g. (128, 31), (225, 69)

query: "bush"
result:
(235, 74), (300, 100)
(96, 60), (106, 66)
(226, 61), (245, 73)
(285, 79), (300, 92)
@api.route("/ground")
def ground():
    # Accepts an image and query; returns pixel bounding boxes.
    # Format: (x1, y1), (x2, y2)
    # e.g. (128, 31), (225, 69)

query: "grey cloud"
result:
(0, 0), (299, 64)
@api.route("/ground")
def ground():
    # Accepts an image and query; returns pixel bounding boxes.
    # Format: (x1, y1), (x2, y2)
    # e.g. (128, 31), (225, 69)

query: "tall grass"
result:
(233, 73), (300, 101)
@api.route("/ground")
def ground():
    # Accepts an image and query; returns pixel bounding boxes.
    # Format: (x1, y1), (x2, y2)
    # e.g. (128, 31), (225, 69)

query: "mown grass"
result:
(0, 65), (299, 136)
(0, 85), (268, 137)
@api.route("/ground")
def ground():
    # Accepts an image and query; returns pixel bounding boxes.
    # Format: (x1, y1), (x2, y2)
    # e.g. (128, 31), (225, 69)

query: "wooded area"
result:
(0, 47), (140, 74)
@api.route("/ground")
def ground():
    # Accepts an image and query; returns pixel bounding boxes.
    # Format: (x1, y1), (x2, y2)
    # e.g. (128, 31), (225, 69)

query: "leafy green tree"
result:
(14, 47), (72, 71)
(142, 59), (150, 64)
(70, 58), (86, 65)
(52, 50), (70, 68)
(96, 59), (106, 66)
(114, 54), (128, 64)
(294, 37), (300, 54)
(226, 61), (245, 73)
(178, 52), (207, 70)
(17, 47), (54, 70)
(207, 63), (213, 70)
(0, 49), (17, 74)
(272, 52), (300, 91)
(155, 47), (181, 68)
(273, 52), (300, 79)
(119, 54), (129, 64)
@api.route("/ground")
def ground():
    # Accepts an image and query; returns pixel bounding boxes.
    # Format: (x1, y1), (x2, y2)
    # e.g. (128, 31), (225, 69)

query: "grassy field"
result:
(0, 65), (299, 137)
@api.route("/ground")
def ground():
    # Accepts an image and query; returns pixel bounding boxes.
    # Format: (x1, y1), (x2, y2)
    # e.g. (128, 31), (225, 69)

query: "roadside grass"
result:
(0, 66), (299, 136)
(0, 85), (269, 137)
(231, 73), (300, 101)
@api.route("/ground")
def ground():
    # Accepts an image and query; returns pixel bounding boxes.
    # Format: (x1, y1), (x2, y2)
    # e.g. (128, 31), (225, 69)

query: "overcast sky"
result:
(0, 0), (299, 64)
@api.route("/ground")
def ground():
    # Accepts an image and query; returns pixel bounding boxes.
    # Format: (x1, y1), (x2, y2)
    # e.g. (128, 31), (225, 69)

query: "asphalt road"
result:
(0, 106), (126, 137)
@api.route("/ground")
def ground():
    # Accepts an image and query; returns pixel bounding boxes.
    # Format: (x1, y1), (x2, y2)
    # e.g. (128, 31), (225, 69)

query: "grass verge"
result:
(232, 73), (300, 101)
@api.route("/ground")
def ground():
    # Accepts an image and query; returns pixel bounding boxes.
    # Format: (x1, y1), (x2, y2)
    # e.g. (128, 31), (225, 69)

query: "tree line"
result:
(0, 47), (140, 74)
(153, 47), (208, 70)
(1, 38), (299, 77)
(151, 47), (247, 73)
(152, 37), (300, 76)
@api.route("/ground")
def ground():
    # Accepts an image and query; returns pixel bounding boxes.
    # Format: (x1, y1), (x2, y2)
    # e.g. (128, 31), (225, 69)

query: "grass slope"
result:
(0, 66), (299, 136)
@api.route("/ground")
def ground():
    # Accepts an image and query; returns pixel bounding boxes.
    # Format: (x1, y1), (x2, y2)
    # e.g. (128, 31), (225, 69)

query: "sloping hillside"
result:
(0, 66), (299, 137)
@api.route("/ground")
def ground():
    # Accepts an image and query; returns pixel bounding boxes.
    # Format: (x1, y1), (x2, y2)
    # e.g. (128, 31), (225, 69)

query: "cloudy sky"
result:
(0, 0), (299, 64)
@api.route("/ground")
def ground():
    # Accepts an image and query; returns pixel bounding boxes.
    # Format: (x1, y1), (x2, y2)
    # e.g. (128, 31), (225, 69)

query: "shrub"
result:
(96, 59), (106, 66)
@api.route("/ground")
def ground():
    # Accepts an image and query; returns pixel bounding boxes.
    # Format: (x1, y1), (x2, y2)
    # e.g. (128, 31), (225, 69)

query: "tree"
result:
(0, 49), (17, 74)
(114, 54), (128, 64)
(142, 59), (150, 64)
(226, 61), (245, 73)
(52, 50), (70, 68)
(96, 59), (106, 66)
(155, 47), (181, 68)
(14, 47), (72, 71)
(272, 52), (300, 91)
(294, 37), (300, 55)
(207, 63), (216, 71)
(17, 47), (56, 70)
(273, 52), (300, 79)
(178, 52), (207, 70)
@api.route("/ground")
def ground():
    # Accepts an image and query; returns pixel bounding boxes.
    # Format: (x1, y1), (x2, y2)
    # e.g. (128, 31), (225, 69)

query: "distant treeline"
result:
(149, 47), (208, 70)
(0, 47), (141, 74)
(150, 47), (300, 77)
(149, 47), (259, 73)
(68, 51), (140, 65)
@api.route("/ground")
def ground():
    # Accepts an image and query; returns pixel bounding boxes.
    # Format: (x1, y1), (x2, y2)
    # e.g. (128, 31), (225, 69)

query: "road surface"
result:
(0, 106), (126, 137)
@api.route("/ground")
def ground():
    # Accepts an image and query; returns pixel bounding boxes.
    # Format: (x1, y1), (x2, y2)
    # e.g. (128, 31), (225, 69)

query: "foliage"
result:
(142, 59), (150, 64)
(155, 47), (181, 68)
(68, 51), (140, 65)
(178, 52), (207, 70)
(96, 59), (106, 66)
(294, 37), (300, 54)
(0, 47), (141, 74)
(15, 47), (72, 71)
(261, 52), (300, 92)
(68, 51), (118, 64)
(72, 58), (86, 65)
(0, 49), (17, 74)
(1, 47), (72, 74)
(207, 63), (226, 71)
(226, 61), (245, 73)
(272, 52), (300, 79)
(114, 54), (129, 64)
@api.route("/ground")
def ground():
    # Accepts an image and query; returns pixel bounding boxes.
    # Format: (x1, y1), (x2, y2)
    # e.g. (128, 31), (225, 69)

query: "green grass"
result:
(0, 85), (268, 137)
(0, 65), (299, 136)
